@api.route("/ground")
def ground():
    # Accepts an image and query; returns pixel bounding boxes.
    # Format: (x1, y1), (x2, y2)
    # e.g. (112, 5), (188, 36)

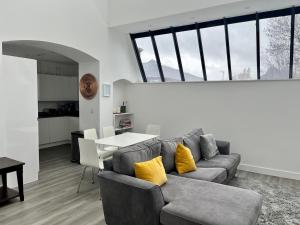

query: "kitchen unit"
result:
(39, 116), (79, 149)
(37, 60), (80, 149)
(38, 74), (78, 101)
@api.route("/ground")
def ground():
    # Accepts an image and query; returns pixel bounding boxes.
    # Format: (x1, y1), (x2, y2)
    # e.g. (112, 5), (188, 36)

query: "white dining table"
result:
(95, 132), (158, 149)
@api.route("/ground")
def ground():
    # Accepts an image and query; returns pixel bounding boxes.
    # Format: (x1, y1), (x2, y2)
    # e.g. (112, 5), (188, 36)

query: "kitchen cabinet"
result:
(37, 61), (78, 76)
(38, 118), (50, 145)
(38, 74), (78, 101)
(38, 117), (79, 147)
(48, 117), (69, 142)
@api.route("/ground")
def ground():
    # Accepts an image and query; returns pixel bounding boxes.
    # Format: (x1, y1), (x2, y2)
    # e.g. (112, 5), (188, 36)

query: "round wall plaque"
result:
(80, 73), (98, 100)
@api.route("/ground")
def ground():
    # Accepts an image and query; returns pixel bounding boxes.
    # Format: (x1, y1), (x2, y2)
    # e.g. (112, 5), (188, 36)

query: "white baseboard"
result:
(39, 140), (71, 149)
(238, 164), (300, 180)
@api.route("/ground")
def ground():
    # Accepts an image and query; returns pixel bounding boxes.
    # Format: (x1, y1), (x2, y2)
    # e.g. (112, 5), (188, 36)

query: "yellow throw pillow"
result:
(134, 156), (167, 186)
(175, 143), (197, 175)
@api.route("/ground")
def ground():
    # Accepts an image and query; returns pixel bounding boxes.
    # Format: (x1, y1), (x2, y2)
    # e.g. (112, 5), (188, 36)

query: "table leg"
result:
(2, 173), (7, 196)
(16, 168), (24, 201)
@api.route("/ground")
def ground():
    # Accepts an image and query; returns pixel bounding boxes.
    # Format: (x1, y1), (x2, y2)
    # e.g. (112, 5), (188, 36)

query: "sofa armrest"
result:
(99, 171), (165, 225)
(216, 140), (230, 155)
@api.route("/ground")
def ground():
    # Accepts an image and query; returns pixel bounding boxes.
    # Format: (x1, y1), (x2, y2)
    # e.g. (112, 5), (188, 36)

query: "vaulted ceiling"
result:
(107, 0), (247, 27)
(106, 0), (300, 33)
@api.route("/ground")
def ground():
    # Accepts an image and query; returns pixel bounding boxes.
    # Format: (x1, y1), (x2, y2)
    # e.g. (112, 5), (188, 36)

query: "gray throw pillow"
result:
(160, 137), (183, 173)
(200, 134), (219, 160)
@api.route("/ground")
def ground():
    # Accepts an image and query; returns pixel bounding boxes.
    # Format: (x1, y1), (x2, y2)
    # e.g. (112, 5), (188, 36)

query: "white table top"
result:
(95, 132), (158, 148)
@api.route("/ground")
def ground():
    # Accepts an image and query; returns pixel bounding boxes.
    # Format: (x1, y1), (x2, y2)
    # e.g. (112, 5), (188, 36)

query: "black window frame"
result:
(130, 6), (299, 82)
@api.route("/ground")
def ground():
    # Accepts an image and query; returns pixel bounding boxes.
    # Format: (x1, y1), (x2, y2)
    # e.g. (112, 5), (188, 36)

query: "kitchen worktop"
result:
(38, 112), (79, 119)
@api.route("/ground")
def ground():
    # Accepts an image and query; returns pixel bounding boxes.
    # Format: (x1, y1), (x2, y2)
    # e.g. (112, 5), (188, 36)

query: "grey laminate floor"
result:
(0, 145), (105, 225)
(1, 145), (299, 225)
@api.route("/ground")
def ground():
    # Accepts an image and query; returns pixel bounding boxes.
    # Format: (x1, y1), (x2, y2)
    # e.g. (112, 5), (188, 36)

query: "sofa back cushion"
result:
(200, 134), (219, 160)
(160, 137), (183, 173)
(113, 139), (161, 176)
(183, 128), (204, 162)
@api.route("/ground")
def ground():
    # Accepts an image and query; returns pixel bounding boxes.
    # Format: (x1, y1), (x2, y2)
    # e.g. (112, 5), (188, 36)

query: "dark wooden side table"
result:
(0, 157), (25, 203)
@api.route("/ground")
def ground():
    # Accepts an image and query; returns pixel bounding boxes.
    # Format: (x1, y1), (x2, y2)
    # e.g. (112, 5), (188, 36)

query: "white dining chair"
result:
(84, 128), (98, 140)
(77, 138), (100, 193)
(102, 126), (118, 151)
(146, 124), (161, 136)
(103, 126), (115, 138)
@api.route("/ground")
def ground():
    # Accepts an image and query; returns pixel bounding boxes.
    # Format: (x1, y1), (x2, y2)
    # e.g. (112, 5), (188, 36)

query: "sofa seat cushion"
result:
(171, 167), (227, 184)
(196, 153), (241, 178)
(160, 175), (262, 225)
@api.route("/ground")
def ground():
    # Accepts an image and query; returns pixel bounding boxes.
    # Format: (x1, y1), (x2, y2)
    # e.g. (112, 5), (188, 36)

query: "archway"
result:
(1, 40), (100, 186)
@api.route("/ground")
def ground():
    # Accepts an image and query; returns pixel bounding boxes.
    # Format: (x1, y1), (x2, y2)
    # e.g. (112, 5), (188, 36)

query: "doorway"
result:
(1, 40), (100, 186)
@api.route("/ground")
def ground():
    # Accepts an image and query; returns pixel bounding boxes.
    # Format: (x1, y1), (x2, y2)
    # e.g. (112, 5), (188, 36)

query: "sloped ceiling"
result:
(107, 0), (300, 33)
(108, 0), (247, 27)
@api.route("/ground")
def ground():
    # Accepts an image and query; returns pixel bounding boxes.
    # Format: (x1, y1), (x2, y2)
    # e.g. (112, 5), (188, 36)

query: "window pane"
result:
(176, 30), (203, 81)
(293, 14), (300, 79)
(201, 25), (228, 81)
(260, 16), (290, 80)
(155, 34), (181, 81)
(136, 37), (161, 82)
(229, 21), (257, 80)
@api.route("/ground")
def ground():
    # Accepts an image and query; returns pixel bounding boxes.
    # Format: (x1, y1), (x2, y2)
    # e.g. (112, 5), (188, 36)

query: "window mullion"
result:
(171, 28), (185, 81)
(289, 7), (295, 79)
(130, 34), (147, 82)
(256, 13), (261, 80)
(150, 32), (165, 82)
(196, 23), (207, 81)
(224, 18), (232, 80)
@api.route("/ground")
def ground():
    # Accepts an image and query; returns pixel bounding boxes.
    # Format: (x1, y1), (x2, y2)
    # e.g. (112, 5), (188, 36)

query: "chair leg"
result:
(99, 187), (102, 201)
(77, 166), (87, 193)
(91, 167), (95, 184)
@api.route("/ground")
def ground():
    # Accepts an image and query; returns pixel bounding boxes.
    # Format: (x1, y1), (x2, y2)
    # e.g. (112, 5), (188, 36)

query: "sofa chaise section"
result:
(160, 174), (262, 225)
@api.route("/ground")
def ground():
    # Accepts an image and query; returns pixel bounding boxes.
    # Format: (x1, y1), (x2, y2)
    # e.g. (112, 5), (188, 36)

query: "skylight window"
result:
(155, 34), (182, 82)
(201, 25), (229, 81)
(176, 30), (203, 81)
(229, 21), (257, 80)
(260, 16), (291, 80)
(135, 37), (161, 82)
(131, 7), (298, 83)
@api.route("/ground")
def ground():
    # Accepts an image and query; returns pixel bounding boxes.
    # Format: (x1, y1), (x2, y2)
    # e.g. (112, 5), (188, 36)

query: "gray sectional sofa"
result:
(98, 128), (263, 225)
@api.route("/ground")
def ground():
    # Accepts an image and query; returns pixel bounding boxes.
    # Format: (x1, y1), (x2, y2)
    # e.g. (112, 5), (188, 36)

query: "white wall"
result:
(113, 79), (129, 109)
(0, 0), (138, 185)
(1, 55), (39, 187)
(126, 81), (300, 180)
(108, 29), (140, 82)
(0, 54), (5, 158)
